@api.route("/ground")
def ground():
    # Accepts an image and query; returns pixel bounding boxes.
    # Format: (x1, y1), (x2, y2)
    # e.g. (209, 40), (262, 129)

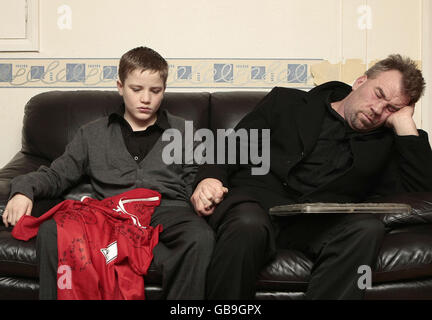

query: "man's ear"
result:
(352, 75), (367, 90)
(116, 80), (124, 96)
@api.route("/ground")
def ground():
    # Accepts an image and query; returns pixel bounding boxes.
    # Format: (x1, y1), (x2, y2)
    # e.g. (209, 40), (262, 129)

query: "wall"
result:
(0, 0), (429, 167)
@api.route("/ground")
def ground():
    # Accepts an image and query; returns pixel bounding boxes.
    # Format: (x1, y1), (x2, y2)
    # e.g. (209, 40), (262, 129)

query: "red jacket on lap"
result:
(12, 188), (162, 300)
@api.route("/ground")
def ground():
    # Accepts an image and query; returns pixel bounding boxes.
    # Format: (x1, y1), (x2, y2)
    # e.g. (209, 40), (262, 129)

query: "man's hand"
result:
(2, 194), (33, 227)
(191, 178), (228, 216)
(385, 105), (419, 136)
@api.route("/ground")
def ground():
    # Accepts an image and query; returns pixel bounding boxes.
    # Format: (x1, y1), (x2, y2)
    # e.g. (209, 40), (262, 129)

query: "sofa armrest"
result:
(0, 197), (63, 224)
(0, 184), (62, 221)
(0, 180), (10, 203)
(0, 150), (50, 206)
(0, 151), (62, 221)
(0, 151), (50, 204)
(0, 151), (51, 181)
(371, 192), (432, 228)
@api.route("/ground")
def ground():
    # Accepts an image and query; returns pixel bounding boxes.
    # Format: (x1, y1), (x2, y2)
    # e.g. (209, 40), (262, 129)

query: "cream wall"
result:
(0, 0), (429, 168)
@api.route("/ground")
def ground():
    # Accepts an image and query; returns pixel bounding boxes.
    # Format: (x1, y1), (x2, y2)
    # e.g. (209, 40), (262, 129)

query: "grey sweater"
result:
(10, 110), (197, 207)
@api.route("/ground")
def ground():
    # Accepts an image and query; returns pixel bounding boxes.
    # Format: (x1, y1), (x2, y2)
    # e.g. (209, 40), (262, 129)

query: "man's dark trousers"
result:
(205, 192), (385, 299)
(275, 213), (386, 299)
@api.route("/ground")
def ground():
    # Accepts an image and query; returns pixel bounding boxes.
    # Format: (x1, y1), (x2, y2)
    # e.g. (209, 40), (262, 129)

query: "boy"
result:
(3, 46), (214, 299)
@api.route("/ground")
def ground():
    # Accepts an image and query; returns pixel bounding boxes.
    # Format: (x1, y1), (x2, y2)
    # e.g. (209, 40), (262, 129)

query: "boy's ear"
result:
(116, 80), (124, 95)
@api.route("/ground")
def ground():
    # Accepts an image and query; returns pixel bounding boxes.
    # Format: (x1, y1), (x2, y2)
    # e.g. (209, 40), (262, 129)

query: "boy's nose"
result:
(140, 92), (151, 104)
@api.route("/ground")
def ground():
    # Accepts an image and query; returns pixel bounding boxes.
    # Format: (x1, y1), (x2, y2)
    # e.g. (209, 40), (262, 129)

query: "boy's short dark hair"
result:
(365, 54), (425, 105)
(118, 47), (169, 87)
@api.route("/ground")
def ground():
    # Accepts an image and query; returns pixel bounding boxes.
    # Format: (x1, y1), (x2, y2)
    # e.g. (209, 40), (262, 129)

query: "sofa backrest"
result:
(21, 90), (270, 161)
(210, 91), (268, 130)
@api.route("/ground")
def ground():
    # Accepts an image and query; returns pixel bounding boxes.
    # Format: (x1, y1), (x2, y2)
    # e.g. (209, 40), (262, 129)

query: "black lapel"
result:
(294, 94), (326, 155)
(294, 81), (352, 155)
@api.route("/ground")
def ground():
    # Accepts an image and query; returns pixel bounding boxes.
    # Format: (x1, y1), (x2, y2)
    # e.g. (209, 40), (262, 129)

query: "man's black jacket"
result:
(195, 82), (432, 211)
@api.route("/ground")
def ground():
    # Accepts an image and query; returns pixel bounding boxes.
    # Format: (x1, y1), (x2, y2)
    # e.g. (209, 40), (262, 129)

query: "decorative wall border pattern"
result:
(0, 58), (322, 89)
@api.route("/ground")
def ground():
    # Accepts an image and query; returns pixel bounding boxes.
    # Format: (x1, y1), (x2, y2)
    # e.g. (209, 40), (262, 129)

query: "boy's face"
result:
(117, 68), (165, 130)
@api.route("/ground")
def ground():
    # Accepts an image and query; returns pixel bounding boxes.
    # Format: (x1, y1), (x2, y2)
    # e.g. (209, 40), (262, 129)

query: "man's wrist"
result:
(391, 117), (419, 136)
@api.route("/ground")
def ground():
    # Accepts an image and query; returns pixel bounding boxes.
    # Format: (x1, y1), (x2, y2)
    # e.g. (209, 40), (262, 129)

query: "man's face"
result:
(117, 68), (165, 130)
(342, 70), (410, 132)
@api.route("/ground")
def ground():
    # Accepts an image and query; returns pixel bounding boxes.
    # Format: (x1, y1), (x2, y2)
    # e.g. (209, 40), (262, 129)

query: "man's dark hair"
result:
(365, 54), (425, 105)
(118, 46), (169, 87)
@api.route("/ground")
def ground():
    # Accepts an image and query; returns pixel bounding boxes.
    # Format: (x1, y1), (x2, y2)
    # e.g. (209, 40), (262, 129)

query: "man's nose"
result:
(371, 102), (385, 116)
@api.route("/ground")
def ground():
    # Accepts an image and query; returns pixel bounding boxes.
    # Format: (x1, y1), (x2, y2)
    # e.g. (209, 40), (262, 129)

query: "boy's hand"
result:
(191, 178), (228, 216)
(385, 105), (419, 136)
(2, 194), (33, 227)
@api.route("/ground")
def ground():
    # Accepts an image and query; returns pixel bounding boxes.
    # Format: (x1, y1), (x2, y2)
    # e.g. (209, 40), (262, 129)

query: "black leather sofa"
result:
(0, 90), (432, 300)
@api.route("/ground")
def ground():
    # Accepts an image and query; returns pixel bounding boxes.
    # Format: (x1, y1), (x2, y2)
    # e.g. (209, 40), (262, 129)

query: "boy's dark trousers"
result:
(36, 205), (214, 300)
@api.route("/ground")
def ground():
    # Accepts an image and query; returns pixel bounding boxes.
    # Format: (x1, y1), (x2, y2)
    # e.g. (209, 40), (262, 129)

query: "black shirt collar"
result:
(324, 90), (357, 135)
(108, 104), (170, 131)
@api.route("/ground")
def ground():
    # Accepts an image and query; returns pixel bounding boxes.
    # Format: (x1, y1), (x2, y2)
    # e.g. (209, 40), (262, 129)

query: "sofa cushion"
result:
(163, 92), (210, 129)
(0, 223), (432, 291)
(0, 227), (37, 278)
(371, 192), (432, 228)
(0, 276), (39, 300)
(364, 278), (432, 300)
(256, 249), (311, 292)
(256, 224), (432, 291)
(374, 224), (432, 283)
(22, 91), (210, 162)
(210, 91), (268, 131)
(22, 91), (122, 162)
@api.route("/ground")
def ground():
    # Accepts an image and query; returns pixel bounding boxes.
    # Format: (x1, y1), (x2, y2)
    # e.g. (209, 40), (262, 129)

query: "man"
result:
(4, 47), (214, 299)
(191, 54), (432, 299)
